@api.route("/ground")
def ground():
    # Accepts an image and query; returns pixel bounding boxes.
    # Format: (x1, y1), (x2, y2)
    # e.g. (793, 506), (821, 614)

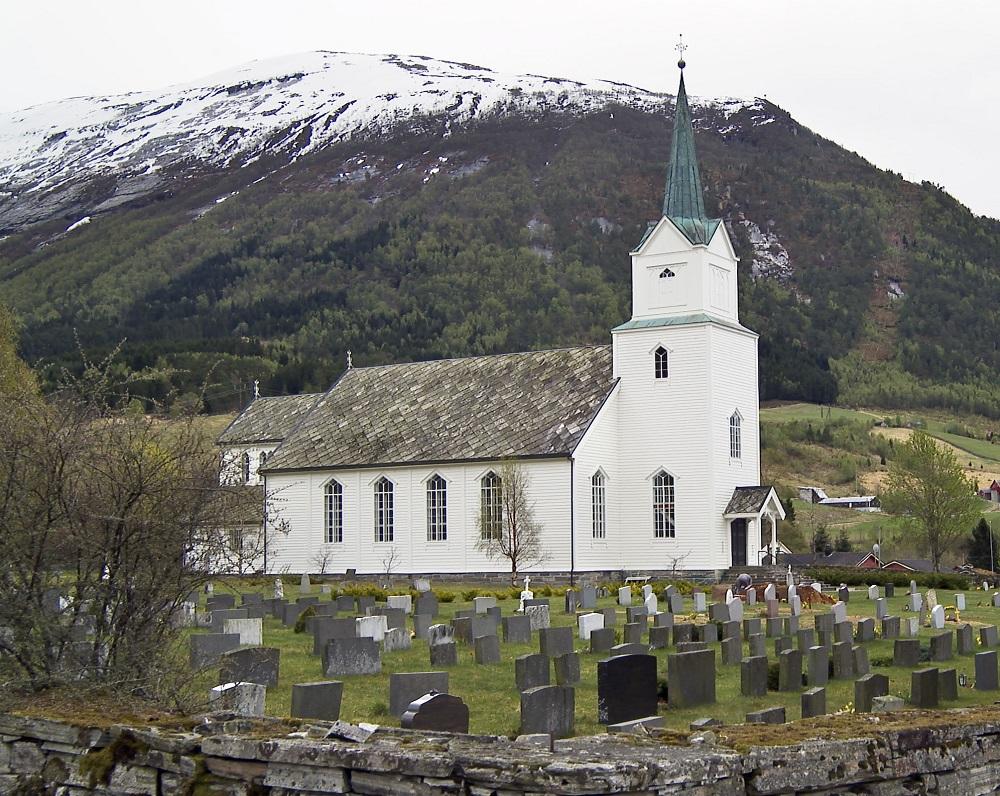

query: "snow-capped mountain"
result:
(0, 51), (766, 231)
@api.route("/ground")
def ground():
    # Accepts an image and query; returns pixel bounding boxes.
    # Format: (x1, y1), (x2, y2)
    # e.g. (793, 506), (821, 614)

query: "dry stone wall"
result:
(4, 711), (1000, 794)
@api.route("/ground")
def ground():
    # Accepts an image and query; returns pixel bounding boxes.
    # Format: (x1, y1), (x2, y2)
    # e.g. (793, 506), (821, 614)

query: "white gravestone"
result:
(693, 592), (707, 612)
(273, 579), (284, 600)
(746, 589), (757, 605)
(223, 617), (262, 647)
(908, 593), (923, 612)
(956, 594), (966, 611)
(905, 617), (920, 637)
(926, 590), (938, 611)
(727, 597), (744, 623)
(299, 574), (311, 594)
(764, 584), (776, 602)
(725, 589), (734, 604)
(790, 595), (802, 616)
(414, 578), (432, 593)
(811, 582), (822, 593)
(578, 612), (604, 640)
(388, 595), (413, 614)
(788, 584), (797, 602)
(526, 604), (550, 631)
(618, 587), (632, 607)
(642, 584), (653, 599)
(643, 593), (658, 615)
(993, 593), (1000, 609)
(875, 598), (888, 619)
(210, 682), (265, 717)
(909, 580), (918, 594)
(356, 615), (388, 642)
(518, 576), (533, 612)
(832, 602), (847, 624)
(474, 596), (496, 615)
(930, 605), (945, 630)
(868, 585), (879, 600)
(786, 566), (794, 588)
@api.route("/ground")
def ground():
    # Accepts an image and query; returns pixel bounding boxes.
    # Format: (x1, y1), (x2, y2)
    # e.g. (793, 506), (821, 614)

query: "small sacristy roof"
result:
(262, 345), (615, 473)
(725, 486), (778, 515)
(217, 393), (323, 445)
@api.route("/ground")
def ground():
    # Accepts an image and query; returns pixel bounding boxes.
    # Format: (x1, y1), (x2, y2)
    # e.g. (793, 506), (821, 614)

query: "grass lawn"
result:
(190, 580), (1000, 738)
(760, 403), (878, 425)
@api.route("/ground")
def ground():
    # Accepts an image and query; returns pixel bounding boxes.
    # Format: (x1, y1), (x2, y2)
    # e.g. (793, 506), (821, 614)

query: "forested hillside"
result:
(2, 60), (999, 414)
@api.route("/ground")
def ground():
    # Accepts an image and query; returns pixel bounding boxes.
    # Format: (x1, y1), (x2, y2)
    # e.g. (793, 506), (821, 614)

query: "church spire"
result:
(661, 40), (718, 245)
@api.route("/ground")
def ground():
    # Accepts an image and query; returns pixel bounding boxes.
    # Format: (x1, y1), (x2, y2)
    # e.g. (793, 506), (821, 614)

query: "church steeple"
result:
(662, 45), (719, 246)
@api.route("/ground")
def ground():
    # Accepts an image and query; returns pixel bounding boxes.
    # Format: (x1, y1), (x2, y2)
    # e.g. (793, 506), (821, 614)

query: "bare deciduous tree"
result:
(475, 460), (547, 585)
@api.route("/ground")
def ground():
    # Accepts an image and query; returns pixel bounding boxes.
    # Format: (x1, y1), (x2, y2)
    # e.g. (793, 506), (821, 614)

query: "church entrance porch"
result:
(723, 486), (786, 569)
(730, 519), (748, 567)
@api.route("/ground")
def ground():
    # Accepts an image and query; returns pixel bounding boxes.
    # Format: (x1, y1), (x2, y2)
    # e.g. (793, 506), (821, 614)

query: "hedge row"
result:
(804, 567), (970, 590)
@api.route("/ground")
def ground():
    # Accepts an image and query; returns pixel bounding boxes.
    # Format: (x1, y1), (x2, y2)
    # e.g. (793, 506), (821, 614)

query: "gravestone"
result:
(894, 638), (921, 667)
(766, 617), (782, 638)
(904, 618), (920, 638)
(976, 650), (999, 690)
(939, 668), (958, 701)
(220, 647), (280, 687)
(389, 671), (449, 717)
(554, 652), (580, 686)
(356, 615), (388, 642)
(652, 612), (674, 628)
(815, 614), (835, 633)
(357, 596), (376, 614)
(520, 685), (574, 739)
(190, 633), (241, 669)
(643, 593), (658, 616)
(956, 593), (966, 611)
(743, 618), (762, 637)
(206, 594), (235, 610)
(611, 643), (649, 656)
(299, 574), (311, 594)
(401, 692), (469, 733)
(855, 673), (889, 713)
(291, 681), (343, 721)
(581, 585), (597, 609)
(383, 627), (411, 653)
(806, 646), (828, 687)
(882, 616), (900, 639)
(867, 585), (879, 600)
(788, 583), (797, 601)
(885, 583), (895, 598)
(414, 593), (439, 617)
(834, 621), (853, 645)
(211, 608), (248, 633)
(790, 595), (802, 616)
(387, 594), (412, 614)
(872, 696), (904, 713)
(601, 607), (617, 627)
(838, 586), (850, 603)
(210, 682), (264, 717)
(649, 626), (670, 649)
(312, 618), (358, 655)
(930, 631), (952, 662)
(741, 656), (768, 697)
(746, 589), (757, 606)
(578, 613), (603, 640)
(280, 604), (306, 628)
(981, 625), (1000, 648)
(775, 636), (794, 657)
(618, 587), (632, 606)
(853, 645), (870, 676)
(669, 593), (685, 614)
(784, 616), (799, 636)
(413, 614), (433, 640)
(747, 633), (766, 658)
(474, 596), (496, 615)
(429, 641), (458, 667)
(539, 626), (573, 658)
(721, 621), (741, 641)
(413, 578), (432, 593)
(856, 618), (875, 642)
(526, 605), (550, 631)
(474, 634), (501, 664)
(673, 624), (694, 644)
(623, 623), (644, 644)
(597, 653), (658, 724)
(502, 615), (532, 644)
(931, 605), (945, 630)
(470, 615), (498, 640)
(709, 603), (730, 623)
(515, 653), (550, 691)
(746, 707), (785, 724)
(832, 642), (853, 680)
(817, 630), (833, 650)
(693, 592), (707, 612)
(324, 638), (380, 676)
(590, 627), (615, 653)
(667, 649), (716, 708)
(451, 617), (472, 644)
(778, 649), (803, 692)
(727, 598), (744, 623)
(957, 624), (975, 655)
(697, 623), (718, 643)
(428, 624), (454, 646)
(796, 628), (815, 651)
(801, 687), (826, 718)
(908, 592), (922, 612)
(676, 641), (707, 653)
(626, 607), (647, 623)
(875, 598), (888, 620)
(721, 637), (741, 665)
(910, 668), (939, 708)
(336, 595), (355, 612)
(764, 583), (776, 602)
(832, 602), (847, 624)
(910, 580), (918, 594)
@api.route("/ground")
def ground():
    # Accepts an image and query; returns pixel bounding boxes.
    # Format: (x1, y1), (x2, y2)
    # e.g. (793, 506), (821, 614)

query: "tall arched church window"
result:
(591, 471), (606, 539)
(426, 474), (448, 541)
(480, 471), (502, 540)
(654, 347), (669, 379)
(730, 412), (742, 459)
(240, 452), (251, 484)
(374, 477), (394, 543)
(324, 480), (343, 544)
(653, 471), (675, 538)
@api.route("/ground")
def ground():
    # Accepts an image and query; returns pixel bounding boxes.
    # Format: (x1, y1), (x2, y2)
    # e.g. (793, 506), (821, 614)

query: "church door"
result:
(730, 519), (748, 567)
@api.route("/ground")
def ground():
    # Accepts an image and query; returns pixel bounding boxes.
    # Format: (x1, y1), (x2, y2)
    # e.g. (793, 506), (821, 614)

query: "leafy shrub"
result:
(341, 584), (388, 600)
(461, 589), (480, 601)
(537, 585), (552, 597)
(293, 605), (315, 634)
(436, 590), (456, 603)
(804, 567), (969, 590)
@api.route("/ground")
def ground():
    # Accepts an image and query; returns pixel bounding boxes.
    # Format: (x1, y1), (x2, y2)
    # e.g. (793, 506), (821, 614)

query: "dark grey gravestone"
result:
(554, 652), (580, 686)
(747, 633), (766, 658)
(852, 645), (870, 676)
(324, 638), (380, 676)
(291, 681), (343, 721)
(486, 606), (502, 624)
(451, 617), (472, 644)
(601, 607), (617, 627)
(190, 633), (241, 669)
(796, 628), (815, 652)
(930, 632), (953, 662)
(470, 615), (497, 640)
(474, 634), (501, 665)
(910, 668), (939, 708)
(649, 626), (670, 649)
(611, 643), (650, 656)
(721, 637), (741, 666)
(502, 615), (532, 644)
(336, 595), (355, 612)
(885, 583), (895, 598)
(515, 653), (550, 692)
(539, 626), (573, 658)
(389, 671), (449, 717)
(746, 707), (785, 724)
(817, 629), (834, 650)
(709, 603), (730, 622)
(721, 621), (741, 641)
(211, 608), (249, 633)
(765, 617), (783, 638)
(676, 641), (708, 653)
(623, 623), (644, 644)
(834, 622), (853, 645)
(815, 613), (834, 633)
(669, 594), (685, 614)
(520, 685), (574, 739)
(626, 607), (647, 623)
(667, 649), (716, 708)
(837, 586), (849, 603)
(801, 687), (826, 719)
(939, 668), (958, 701)
(882, 616), (900, 639)
(297, 596), (319, 606)
(783, 616), (799, 636)
(982, 625), (1000, 648)
(697, 623), (718, 643)
(244, 605), (268, 620)
(429, 641), (458, 667)
(580, 585), (597, 609)
(652, 612), (674, 628)
(806, 646), (829, 687)
(597, 653), (658, 724)
(778, 649), (803, 692)
(356, 596), (375, 614)
(207, 594), (236, 610)
(894, 638), (921, 667)
(855, 618), (875, 643)
(281, 604), (306, 628)
(976, 651), (999, 690)
(673, 624), (694, 644)
(413, 614), (433, 640)
(854, 673), (889, 713)
(313, 617), (357, 655)
(220, 647), (280, 687)
(742, 618), (762, 638)
(270, 599), (288, 619)
(741, 656), (768, 697)
(832, 642), (853, 680)
(774, 636), (794, 657)
(590, 627), (615, 654)
(957, 624), (975, 655)
(313, 603), (336, 617)
(414, 593), (439, 617)
(454, 609), (474, 620)
(522, 598), (550, 609)
(379, 607), (407, 632)
(564, 589), (580, 613)
(401, 692), (469, 733)
(765, 600), (779, 619)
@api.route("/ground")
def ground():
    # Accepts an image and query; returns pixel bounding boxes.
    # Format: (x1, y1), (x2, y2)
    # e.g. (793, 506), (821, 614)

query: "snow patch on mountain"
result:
(741, 219), (793, 282)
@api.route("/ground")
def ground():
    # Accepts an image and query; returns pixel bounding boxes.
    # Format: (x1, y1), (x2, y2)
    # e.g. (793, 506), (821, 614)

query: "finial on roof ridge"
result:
(676, 34), (687, 70)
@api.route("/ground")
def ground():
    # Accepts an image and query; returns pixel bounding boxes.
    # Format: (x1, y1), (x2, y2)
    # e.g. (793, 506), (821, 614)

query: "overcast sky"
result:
(5, 1), (999, 219)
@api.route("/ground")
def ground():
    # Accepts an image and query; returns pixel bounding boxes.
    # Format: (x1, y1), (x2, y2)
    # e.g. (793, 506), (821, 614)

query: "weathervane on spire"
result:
(675, 35), (687, 70)
(346, 350), (353, 370)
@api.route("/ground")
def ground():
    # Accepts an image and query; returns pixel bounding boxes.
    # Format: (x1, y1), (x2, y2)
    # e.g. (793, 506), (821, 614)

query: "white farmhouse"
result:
(218, 63), (784, 577)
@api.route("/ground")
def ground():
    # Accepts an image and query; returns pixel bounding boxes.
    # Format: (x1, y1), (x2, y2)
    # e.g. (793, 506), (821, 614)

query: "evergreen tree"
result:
(811, 523), (832, 555)
(834, 529), (852, 552)
(967, 517), (998, 571)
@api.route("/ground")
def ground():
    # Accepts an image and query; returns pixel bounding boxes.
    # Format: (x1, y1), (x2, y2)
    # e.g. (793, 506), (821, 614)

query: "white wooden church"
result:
(217, 62), (785, 577)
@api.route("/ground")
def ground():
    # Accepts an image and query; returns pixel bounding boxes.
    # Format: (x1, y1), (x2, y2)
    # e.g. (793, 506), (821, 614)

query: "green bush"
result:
(293, 605), (315, 634)
(804, 567), (970, 590)
(461, 589), (480, 601)
(436, 590), (456, 603)
(341, 584), (387, 601)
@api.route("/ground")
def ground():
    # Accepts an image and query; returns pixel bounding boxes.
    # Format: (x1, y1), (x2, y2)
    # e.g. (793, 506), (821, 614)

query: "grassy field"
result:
(759, 403), (878, 425)
(191, 580), (1000, 737)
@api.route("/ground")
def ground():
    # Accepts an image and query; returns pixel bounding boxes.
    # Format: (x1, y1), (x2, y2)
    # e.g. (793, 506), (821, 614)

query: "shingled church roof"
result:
(217, 393), (322, 445)
(261, 345), (615, 472)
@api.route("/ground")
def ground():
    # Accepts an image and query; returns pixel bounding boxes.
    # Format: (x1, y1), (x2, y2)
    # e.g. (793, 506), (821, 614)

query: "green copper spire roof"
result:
(661, 65), (720, 246)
